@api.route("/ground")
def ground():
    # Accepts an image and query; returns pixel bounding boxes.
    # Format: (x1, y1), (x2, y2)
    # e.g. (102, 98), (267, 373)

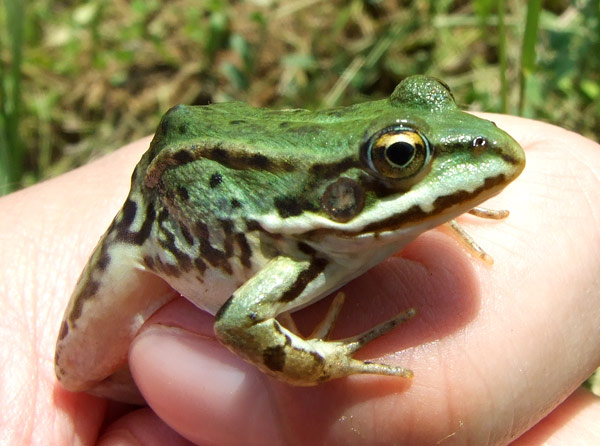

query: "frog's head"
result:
(259, 76), (525, 252)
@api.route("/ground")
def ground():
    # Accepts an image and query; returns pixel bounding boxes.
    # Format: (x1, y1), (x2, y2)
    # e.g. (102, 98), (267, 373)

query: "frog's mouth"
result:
(259, 171), (509, 241)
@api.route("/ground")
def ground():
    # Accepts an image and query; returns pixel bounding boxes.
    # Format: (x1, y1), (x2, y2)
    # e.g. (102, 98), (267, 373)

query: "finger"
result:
(98, 407), (196, 446)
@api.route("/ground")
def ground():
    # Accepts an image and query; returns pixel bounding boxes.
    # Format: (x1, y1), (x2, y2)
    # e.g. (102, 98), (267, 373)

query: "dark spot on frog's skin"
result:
(359, 174), (396, 198)
(231, 199), (242, 208)
(274, 196), (317, 218)
(195, 221), (233, 274)
(219, 219), (235, 257)
(248, 312), (258, 322)
(178, 123), (187, 134)
(156, 214), (193, 272)
(157, 260), (183, 277)
(309, 157), (360, 179)
(57, 320), (69, 341)
(209, 173), (223, 188)
(279, 122), (290, 128)
(68, 280), (100, 324)
(157, 208), (169, 225)
(143, 255), (155, 269)
(297, 241), (316, 256)
(215, 294), (235, 321)
(55, 363), (66, 379)
(159, 236), (192, 272)
(172, 150), (195, 165)
(279, 257), (328, 303)
(244, 219), (262, 232)
(274, 196), (302, 217)
(115, 202), (157, 246)
(180, 224), (194, 245)
(263, 345), (286, 372)
(96, 249), (111, 271)
(176, 185), (190, 201)
(230, 120), (246, 125)
(249, 153), (272, 170)
(234, 232), (252, 268)
(194, 257), (207, 274)
(119, 199), (138, 230)
(209, 146), (229, 164)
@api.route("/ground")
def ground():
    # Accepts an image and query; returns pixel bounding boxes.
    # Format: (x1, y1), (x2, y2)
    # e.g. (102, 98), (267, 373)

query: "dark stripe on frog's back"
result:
(143, 102), (377, 189)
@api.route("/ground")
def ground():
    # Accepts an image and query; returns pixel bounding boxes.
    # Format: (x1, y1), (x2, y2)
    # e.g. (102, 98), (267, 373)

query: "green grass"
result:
(0, 0), (598, 395)
(0, 0), (25, 195)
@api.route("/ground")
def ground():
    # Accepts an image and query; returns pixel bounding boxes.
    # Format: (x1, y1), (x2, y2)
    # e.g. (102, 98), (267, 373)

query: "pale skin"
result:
(0, 115), (599, 446)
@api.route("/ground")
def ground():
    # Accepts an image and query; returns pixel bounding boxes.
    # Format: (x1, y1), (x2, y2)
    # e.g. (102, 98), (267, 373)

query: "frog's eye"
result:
(361, 126), (431, 180)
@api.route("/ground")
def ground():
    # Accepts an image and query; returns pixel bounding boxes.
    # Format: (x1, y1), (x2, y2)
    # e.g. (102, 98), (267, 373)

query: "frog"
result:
(54, 75), (525, 404)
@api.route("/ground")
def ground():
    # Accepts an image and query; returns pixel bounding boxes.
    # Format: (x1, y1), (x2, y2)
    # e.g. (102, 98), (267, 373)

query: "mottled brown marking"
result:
(57, 320), (69, 341)
(309, 157), (360, 179)
(68, 280), (100, 323)
(153, 257), (182, 277)
(116, 203), (156, 246)
(180, 224), (194, 246)
(279, 257), (328, 303)
(195, 221), (232, 275)
(118, 199), (137, 230)
(244, 219), (262, 232)
(194, 257), (207, 274)
(156, 215), (193, 272)
(172, 150), (194, 165)
(143, 255), (155, 269)
(97, 249), (110, 271)
(219, 219), (234, 257)
(209, 173), (222, 188)
(274, 196), (317, 219)
(263, 345), (286, 372)
(296, 242), (316, 256)
(176, 185), (190, 200)
(234, 233), (252, 268)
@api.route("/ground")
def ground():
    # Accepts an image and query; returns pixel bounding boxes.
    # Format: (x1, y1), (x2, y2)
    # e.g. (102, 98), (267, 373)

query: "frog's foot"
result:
(309, 304), (417, 381)
(447, 206), (510, 265)
(278, 292), (345, 339)
(216, 296), (416, 385)
(309, 292), (346, 339)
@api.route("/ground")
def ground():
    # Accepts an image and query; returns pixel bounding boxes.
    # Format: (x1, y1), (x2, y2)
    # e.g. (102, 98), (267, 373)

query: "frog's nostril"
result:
(473, 136), (487, 148)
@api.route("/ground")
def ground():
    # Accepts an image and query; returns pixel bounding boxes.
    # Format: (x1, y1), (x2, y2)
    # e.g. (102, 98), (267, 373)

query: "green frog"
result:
(55, 76), (525, 404)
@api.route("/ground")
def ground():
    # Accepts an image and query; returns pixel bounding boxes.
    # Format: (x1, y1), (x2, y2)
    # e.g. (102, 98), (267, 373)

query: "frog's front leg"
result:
(214, 256), (415, 385)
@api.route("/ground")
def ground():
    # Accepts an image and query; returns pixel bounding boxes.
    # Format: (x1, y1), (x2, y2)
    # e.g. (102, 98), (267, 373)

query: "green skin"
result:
(54, 76), (525, 404)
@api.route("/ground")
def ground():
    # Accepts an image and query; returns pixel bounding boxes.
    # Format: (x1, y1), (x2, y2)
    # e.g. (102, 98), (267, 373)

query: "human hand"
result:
(1, 115), (598, 445)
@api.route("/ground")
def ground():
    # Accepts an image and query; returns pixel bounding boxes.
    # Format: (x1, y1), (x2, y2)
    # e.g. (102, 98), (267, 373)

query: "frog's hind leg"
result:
(55, 235), (176, 404)
(309, 292), (346, 339)
(215, 256), (416, 385)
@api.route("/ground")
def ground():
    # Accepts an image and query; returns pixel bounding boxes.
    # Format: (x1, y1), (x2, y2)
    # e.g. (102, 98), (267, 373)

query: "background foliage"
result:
(0, 0), (599, 390)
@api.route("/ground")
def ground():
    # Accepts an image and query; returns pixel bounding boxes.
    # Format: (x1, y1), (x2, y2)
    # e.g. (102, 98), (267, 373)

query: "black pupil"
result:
(386, 141), (415, 166)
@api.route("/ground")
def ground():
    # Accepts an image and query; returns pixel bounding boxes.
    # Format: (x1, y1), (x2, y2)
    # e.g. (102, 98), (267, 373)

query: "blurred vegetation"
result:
(0, 0), (598, 193)
(0, 0), (598, 393)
